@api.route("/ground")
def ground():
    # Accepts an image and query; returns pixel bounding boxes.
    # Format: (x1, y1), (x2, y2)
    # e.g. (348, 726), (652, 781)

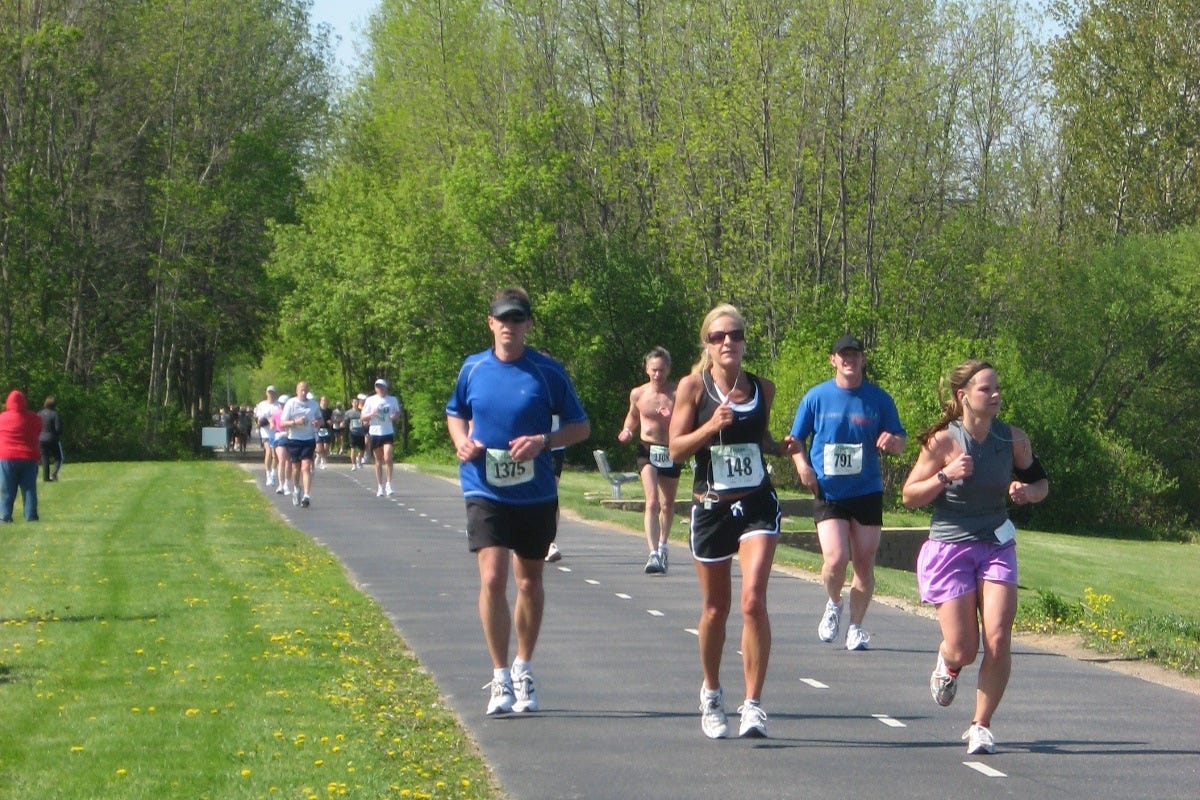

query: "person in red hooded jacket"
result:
(0, 389), (42, 522)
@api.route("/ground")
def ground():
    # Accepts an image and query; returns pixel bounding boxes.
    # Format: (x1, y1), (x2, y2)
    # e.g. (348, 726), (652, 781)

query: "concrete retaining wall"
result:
(777, 528), (926, 572)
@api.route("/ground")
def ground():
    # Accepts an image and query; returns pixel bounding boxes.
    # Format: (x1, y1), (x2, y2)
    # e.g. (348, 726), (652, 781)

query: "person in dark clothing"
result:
(38, 396), (64, 482)
(1, 389), (42, 522)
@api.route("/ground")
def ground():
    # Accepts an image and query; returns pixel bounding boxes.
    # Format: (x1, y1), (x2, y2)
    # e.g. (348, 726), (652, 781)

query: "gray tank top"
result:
(929, 420), (1014, 544)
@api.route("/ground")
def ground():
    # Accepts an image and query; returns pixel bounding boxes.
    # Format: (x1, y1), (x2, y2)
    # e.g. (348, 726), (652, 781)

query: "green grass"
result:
(0, 462), (499, 800)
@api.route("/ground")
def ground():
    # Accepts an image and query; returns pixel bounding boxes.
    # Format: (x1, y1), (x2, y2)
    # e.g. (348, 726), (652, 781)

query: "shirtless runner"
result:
(618, 346), (681, 574)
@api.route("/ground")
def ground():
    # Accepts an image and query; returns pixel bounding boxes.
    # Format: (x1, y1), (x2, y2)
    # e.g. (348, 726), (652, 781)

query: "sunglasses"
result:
(706, 329), (745, 345)
(496, 313), (529, 324)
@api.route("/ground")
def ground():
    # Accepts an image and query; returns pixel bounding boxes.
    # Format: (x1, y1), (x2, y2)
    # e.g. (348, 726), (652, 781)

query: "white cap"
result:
(266, 385), (277, 394)
(278, 394), (289, 404)
(375, 378), (388, 389)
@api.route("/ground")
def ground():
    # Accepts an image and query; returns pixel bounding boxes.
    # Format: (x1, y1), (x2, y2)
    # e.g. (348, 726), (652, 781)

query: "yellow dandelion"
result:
(241, 768), (252, 778)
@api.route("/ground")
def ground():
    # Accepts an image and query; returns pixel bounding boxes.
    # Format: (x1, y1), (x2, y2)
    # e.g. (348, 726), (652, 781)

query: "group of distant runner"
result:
(253, 286), (1049, 756)
(254, 378), (404, 509)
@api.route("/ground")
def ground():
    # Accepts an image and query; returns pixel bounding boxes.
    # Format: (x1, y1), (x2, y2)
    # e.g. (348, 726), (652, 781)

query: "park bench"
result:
(593, 449), (639, 499)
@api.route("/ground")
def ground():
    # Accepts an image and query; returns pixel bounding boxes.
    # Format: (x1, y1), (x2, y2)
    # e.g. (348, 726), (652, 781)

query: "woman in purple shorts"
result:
(902, 360), (1048, 756)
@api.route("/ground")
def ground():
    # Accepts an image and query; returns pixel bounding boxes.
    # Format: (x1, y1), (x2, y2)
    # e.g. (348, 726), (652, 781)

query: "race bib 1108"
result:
(649, 444), (674, 469)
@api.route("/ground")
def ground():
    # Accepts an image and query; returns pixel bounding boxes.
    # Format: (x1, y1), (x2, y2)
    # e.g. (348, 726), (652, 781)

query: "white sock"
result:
(512, 658), (531, 678)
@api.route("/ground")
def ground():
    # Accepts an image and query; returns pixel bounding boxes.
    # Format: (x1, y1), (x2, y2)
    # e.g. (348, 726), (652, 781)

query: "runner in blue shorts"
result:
(281, 382), (322, 508)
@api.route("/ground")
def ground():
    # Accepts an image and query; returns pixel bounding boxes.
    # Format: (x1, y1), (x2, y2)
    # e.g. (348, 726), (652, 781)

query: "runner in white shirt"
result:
(280, 382), (322, 508)
(361, 378), (402, 497)
(254, 386), (279, 486)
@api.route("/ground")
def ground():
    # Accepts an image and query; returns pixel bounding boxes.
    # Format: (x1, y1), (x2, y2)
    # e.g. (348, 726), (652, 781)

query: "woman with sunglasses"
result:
(902, 360), (1049, 755)
(669, 304), (784, 739)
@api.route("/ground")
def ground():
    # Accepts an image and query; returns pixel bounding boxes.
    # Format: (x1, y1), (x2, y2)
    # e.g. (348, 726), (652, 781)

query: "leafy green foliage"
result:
(9, 0), (1200, 534)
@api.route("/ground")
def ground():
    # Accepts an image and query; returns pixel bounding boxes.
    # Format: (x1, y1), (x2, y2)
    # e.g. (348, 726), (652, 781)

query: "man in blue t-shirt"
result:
(786, 334), (906, 651)
(446, 287), (590, 717)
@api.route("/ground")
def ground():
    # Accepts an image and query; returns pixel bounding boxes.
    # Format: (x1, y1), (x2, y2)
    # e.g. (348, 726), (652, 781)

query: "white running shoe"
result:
(485, 677), (515, 716)
(737, 701), (768, 738)
(699, 687), (728, 739)
(512, 671), (539, 713)
(845, 624), (870, 651)
(300, 494), (310, 508)
(385, 482), (394, 497)
(376, 486), (385, 497)
(544, 542), (562, 562)
(292, 487), (300, 506)
(930, 653), (958, 707)
(658, 544), (669, 573)
(265, 473), (275, 487)
(963, 723), (996, 754)
(644, 552), (664, 574)
(818, 598), (842, 642)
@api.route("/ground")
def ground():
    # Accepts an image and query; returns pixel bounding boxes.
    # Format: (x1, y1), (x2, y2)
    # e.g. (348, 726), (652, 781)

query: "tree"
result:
(1049, 0), (1200, 239)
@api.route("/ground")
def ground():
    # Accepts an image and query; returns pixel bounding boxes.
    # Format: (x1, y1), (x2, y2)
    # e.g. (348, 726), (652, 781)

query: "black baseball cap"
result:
(489, 295), (532, 318)
(831, 334), (865, 354)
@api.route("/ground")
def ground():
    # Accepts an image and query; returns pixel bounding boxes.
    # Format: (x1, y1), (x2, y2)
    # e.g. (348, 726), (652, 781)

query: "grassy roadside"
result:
(417, 459), (1200, 679)
(0, 462), (500, 800)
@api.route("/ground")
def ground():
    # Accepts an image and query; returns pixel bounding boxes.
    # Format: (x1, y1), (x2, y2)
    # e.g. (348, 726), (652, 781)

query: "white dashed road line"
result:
(963, 762), (1006, 778)
(872, 714), (906, 728)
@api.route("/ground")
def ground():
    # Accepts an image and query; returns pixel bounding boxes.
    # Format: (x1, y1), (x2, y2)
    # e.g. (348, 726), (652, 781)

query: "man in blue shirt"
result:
(446, 287), (590, 716)
(787, 335), (906, 651)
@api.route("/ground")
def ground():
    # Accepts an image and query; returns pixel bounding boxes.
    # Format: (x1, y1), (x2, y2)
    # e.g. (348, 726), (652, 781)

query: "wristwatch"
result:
(542, 433), (552, 449)
(937, 471), (950, 485)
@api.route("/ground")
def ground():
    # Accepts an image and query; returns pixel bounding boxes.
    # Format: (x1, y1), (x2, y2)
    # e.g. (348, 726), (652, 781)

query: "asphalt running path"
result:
(247, 461), (1200, 800)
